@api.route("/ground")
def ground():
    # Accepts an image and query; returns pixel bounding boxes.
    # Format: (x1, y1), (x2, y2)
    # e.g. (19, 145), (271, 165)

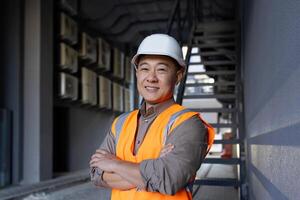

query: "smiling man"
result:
(89, 34), (215, 200)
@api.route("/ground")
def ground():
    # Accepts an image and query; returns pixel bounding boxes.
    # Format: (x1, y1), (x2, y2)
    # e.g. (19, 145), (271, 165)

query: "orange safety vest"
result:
(110, 103), (215, 200)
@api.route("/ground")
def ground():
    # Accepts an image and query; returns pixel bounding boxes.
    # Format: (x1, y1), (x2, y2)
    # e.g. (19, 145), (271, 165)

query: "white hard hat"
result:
(131, 34), (186, 69)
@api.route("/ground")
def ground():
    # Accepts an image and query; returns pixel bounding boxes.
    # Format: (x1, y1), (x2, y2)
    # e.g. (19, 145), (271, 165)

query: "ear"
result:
(135, 66), (139, 78)
(175, 69), (184, 85)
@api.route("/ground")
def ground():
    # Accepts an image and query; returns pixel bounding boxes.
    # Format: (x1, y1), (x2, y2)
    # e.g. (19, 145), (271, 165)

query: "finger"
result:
(160, 144), (175, 157)
(89, 156), (108, 165)
(90, 158), (101, 166)
(91, 154), (105, 161)
(164, 143), (172, 148)
(96, 149), (109, 154)
(90, 162), (101, 168)
(91, 151), (111, 158)
(161, 144), (174, 153)
(91, 154), (110, 161)
(90, 160), (106, 169)
(163, 143), (174, 149)
(164, 146), (174, 154)
(89, 159), (108, 168)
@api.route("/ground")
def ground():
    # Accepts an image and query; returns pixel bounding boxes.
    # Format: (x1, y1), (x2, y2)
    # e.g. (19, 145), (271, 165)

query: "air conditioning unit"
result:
(59, 43), (78, 73)
(81, 67), (97, 105)
(98, 75), (112, 109)
(60, 0), (77, 16)
(124, 88), (131, 112)
(60, 13), (78, 44)
(80, 32), (97, 64)
(113, 83), (123, 112)
(97, 38), (111, 71)
(125, 56), (132, 83)
(113, 48), (124, 79)
(59, 72), (78, 100)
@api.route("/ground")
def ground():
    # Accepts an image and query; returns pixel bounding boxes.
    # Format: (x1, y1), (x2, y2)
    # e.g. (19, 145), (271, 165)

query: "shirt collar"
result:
(140, 98), (175, 118)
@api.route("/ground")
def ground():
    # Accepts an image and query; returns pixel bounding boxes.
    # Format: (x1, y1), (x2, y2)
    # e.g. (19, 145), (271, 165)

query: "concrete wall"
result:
(67, 108), (116, 171)
(242, 0), (300, 199)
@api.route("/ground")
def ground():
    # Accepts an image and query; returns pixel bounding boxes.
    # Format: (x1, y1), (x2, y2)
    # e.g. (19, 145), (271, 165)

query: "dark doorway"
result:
(53, 107), (69, 177)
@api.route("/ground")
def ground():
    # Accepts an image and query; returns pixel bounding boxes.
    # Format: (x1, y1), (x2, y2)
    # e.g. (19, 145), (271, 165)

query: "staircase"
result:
(176, 21), (247, 200)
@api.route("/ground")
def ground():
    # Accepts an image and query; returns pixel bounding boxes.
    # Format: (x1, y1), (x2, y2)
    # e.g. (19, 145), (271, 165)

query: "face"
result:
(136, 55), (183, 106)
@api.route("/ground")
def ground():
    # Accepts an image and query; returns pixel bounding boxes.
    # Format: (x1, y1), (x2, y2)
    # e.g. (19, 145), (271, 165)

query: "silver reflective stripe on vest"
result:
(162, 109), (192, 145)
(115, 112), (131, 145)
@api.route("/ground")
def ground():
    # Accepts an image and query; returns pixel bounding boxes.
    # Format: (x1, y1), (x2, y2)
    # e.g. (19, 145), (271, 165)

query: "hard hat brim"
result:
(131, 52), (186, 69)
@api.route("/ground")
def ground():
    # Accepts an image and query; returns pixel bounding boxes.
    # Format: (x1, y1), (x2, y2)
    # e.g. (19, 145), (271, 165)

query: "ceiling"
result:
(79, 0), (238, 51)
(74, 0), (240, 106)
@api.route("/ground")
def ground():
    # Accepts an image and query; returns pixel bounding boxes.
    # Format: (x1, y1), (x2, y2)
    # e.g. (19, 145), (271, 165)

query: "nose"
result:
(146, 70), (158, 82)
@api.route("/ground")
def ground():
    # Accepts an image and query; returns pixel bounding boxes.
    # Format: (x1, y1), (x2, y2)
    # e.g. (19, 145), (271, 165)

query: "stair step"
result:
(210, 123), (237, 128)
(203, 158), (241, 165)
(193, 34), (238, 41)
(189, 60), (236, 66)
(185, 81), (237, 87)
(190, 108), (237, 113)
(213, 139), (241, 144)
(194, 178), (240, 187)
(183, 94), (237, 99)
(187, 70), (236, 76)
(195, 42), (236, 48)
(193, 51), (236, 56)
(195, 21), (238, 33)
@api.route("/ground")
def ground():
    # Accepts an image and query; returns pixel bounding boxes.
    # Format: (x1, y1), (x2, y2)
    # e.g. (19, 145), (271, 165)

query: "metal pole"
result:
(177, 1), (182, 43)
(176, 23), (195, 104)
(165, 0), (179, 34)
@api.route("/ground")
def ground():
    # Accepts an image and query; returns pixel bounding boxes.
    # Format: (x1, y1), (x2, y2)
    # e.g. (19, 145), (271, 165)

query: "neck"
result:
(144, 98), (173, 110)
(145, 102), (156, 110)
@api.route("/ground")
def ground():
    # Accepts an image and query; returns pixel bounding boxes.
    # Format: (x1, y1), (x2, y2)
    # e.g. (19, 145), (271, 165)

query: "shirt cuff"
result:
(90, 167), (104, 186)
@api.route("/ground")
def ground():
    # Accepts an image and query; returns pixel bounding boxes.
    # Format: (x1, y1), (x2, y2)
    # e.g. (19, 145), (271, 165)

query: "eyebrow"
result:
(138, 62), (149, 66)
(138, 62), (170, 68)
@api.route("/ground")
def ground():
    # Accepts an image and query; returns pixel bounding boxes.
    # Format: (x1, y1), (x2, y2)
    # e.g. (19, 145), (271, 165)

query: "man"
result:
(89, 34), (215, 200)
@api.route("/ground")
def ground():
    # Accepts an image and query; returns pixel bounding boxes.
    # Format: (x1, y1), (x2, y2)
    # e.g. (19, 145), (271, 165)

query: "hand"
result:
(89, 149), (120, 173)
(160, 143), (174, 157)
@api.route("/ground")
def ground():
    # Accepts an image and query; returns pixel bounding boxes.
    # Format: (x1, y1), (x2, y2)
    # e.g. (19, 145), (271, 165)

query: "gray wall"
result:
(242, 0), (300, 199)
(68, 108), (116, 171)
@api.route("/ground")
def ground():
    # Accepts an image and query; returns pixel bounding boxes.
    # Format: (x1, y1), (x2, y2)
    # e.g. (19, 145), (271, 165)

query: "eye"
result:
(157, 66), (168, 73)
(156, 63), (169, 71)
(139, 66), (149, 71)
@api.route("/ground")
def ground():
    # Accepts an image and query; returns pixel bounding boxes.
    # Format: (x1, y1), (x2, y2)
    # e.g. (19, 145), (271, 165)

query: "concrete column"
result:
(23, 0), (53, 183)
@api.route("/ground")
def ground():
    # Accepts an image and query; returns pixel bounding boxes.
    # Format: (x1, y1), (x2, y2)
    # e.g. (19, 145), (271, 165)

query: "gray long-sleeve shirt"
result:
(90, 98), (208, 195)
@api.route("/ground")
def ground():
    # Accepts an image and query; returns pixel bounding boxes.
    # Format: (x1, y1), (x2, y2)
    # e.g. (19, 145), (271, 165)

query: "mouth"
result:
(144, 86), (159, 92)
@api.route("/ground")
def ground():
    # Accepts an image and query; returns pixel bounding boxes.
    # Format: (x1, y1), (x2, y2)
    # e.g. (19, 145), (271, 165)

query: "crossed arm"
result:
(89, 144), (174, 190)
(90, 116), (207, 194)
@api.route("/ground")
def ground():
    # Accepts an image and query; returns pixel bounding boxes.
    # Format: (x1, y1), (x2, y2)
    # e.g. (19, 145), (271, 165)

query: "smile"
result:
(145, 86), (159, 92)
(145, 86), (159, 89)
